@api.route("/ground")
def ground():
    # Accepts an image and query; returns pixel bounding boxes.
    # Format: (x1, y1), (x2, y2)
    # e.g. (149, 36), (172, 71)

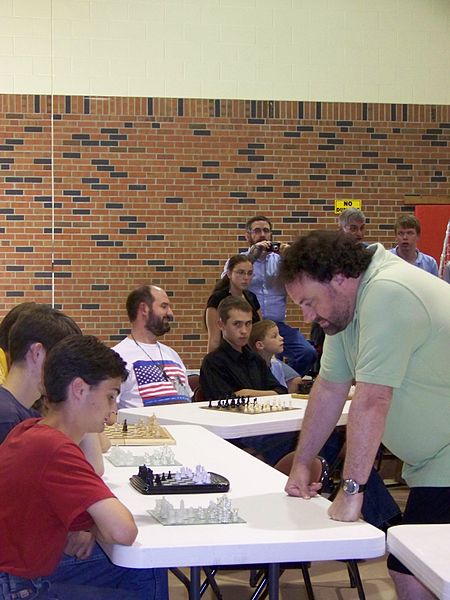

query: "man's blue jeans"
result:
(0, 543), (168, 600)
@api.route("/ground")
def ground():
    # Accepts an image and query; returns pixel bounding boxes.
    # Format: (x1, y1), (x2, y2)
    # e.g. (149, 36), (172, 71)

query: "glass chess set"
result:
(106, 444), (181, 467)
(149, 495), (245, 526)
(129, 464), (231, 495)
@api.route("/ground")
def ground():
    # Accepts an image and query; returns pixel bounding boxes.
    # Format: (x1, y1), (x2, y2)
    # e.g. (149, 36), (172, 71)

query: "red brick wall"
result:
(1, 94), (449, 367)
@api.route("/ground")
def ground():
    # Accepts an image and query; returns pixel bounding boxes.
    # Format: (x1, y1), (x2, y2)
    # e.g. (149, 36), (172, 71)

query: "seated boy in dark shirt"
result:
(200, 296), (287, 400)
(200, 296), (296, 464)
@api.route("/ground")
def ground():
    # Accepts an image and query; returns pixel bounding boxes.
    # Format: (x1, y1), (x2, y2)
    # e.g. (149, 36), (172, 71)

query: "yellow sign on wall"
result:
(334, 199), (362, 214)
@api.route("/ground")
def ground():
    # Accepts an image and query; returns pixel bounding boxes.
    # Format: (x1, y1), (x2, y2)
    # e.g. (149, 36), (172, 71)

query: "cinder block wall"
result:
(1, 94), (449, 367)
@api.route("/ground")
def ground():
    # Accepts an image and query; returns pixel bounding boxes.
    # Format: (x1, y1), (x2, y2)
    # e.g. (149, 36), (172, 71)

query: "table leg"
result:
(190, 566), (201, 600)
(267, 563), (280, 599)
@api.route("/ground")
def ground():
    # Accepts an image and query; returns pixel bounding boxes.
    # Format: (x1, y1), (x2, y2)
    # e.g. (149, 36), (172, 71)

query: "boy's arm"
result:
(88, 498), (138, 546)
(79, 433), (105, 476)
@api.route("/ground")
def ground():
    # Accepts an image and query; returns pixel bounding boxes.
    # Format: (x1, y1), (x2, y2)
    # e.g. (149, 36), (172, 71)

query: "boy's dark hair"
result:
(44, 335), (128, 404)
(249, 319), (277, 350)
(8, 306), (82, 363)
(126, 285), (155, 322)
(279, 230), (373, 284)
(217, 296), (253, 323)
(394, 214), (421, 235)
(246, 215), (273, 231)
(0, 302), (37, 350)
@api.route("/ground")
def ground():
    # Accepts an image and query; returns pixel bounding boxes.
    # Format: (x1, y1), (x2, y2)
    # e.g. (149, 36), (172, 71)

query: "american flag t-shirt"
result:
(133, 359), (189, 406)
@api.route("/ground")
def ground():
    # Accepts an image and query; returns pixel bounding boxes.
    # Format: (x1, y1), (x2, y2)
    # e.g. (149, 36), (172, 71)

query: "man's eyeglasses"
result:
(249, 227), (271, 235)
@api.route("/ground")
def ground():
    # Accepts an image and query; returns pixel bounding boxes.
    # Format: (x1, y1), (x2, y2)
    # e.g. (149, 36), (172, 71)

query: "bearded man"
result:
(113, 285), (192, 408)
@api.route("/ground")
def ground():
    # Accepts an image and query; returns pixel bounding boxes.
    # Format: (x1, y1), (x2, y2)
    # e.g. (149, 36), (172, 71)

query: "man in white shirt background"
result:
(113, 285), (192, 408)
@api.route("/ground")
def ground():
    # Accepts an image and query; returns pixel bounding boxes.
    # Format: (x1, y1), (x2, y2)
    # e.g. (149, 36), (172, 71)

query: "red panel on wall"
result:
(415, 205), (450, 265)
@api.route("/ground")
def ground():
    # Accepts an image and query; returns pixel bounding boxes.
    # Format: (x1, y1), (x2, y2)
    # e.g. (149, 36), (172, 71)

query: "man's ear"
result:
(70, 377), (88, 402)
(218, 318), (226, 332)
(139, 301), (150, 317)
(245, 230), (252, 245)
(28, 342), (45, 366)
(332, 273), (346, 286)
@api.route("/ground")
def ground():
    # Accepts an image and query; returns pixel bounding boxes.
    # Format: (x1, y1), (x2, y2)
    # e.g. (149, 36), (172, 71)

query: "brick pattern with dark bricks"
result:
(0, 94), (449, 367)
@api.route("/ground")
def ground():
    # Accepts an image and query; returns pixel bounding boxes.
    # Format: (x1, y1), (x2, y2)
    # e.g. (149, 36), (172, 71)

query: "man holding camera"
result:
(241, 215), (317, 376)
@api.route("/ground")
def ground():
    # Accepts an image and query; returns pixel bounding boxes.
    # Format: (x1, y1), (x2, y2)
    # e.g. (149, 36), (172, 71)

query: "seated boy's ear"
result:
(255, 340), (264, 351)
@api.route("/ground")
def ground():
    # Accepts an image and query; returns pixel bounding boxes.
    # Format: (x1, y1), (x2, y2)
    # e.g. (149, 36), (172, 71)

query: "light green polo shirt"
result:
(320, 244), (450, 487)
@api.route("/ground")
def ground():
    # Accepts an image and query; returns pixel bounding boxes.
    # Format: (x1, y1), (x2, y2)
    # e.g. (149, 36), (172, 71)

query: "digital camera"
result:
(267, 242), (280, 253)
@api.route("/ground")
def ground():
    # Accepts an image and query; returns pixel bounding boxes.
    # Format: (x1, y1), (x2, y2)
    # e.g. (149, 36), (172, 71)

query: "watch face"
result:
(343, 479), (358, 494)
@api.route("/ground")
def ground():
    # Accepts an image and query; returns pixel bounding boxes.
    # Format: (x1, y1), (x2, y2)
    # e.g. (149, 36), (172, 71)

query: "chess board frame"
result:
(129, 471), (230, 495)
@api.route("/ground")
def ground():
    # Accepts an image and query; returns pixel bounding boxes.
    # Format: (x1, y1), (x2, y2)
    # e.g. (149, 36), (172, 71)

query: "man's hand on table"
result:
(328, 489), (363, 522)
(285, 461), (322, 499)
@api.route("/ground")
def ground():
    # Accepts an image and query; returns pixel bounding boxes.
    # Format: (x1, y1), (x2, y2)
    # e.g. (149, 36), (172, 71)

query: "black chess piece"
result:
(167, 471), (172, 479)
(122, 419), (128, 433)
(146, 468), (154, 486)
(155, 474), (161, 485)
(161, 473), (166, 481)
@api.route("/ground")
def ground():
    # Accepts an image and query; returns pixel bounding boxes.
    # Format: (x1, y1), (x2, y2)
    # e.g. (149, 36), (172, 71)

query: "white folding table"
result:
(387, 524), (450, 599)
(118, 394), (350, 439)
(101, 424), (384, 599)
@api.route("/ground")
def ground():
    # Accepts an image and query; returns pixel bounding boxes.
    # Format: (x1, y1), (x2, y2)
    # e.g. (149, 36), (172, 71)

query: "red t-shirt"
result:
(0, 418), (115, 578)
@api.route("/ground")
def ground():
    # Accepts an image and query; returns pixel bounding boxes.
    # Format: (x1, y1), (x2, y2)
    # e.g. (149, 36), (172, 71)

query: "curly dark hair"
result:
(279, 230), (374, 283)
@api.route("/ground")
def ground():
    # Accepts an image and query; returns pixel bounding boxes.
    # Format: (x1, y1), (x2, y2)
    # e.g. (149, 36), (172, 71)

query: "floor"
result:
(167, 466), (409, 599)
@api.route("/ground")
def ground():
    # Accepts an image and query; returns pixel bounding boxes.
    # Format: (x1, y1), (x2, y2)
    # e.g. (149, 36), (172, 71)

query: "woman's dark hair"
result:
(44, 335), (128, 404)
(212, 255), (252, 293)
(279, 230), (373, 284)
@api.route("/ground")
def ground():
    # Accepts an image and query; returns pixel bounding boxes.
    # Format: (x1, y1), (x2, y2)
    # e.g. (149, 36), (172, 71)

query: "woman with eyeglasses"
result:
(205, 254), (262, 353)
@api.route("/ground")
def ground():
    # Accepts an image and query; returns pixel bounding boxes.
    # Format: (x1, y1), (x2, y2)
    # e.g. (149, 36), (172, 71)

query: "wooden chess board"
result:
(104, 422), (176, 446)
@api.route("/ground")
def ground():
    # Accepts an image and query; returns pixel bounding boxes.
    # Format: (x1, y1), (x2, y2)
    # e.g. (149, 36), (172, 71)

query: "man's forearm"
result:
(294, 375), (350, 464)
(343, 382), (392, 483)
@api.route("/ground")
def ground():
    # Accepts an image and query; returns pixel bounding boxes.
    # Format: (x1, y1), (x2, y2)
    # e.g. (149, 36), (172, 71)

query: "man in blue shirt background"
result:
(390, 214), (438, 275)
(240, 215), (317, 376)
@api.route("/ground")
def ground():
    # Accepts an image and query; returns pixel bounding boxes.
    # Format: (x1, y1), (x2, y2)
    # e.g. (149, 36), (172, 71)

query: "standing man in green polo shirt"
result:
(279, 230), (450, 600)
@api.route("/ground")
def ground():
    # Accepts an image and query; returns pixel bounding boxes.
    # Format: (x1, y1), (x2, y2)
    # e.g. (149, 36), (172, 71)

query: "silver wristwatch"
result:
(341, 479), (367, 495)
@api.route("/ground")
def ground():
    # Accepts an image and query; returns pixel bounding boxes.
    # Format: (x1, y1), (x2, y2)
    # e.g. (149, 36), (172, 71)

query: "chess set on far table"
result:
(202, 394), (300, 414)
(104, 414), (175, 446)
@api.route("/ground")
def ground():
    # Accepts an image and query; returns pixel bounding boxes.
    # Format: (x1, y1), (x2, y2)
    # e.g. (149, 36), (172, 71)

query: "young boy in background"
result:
(249, 320), (303, 393)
